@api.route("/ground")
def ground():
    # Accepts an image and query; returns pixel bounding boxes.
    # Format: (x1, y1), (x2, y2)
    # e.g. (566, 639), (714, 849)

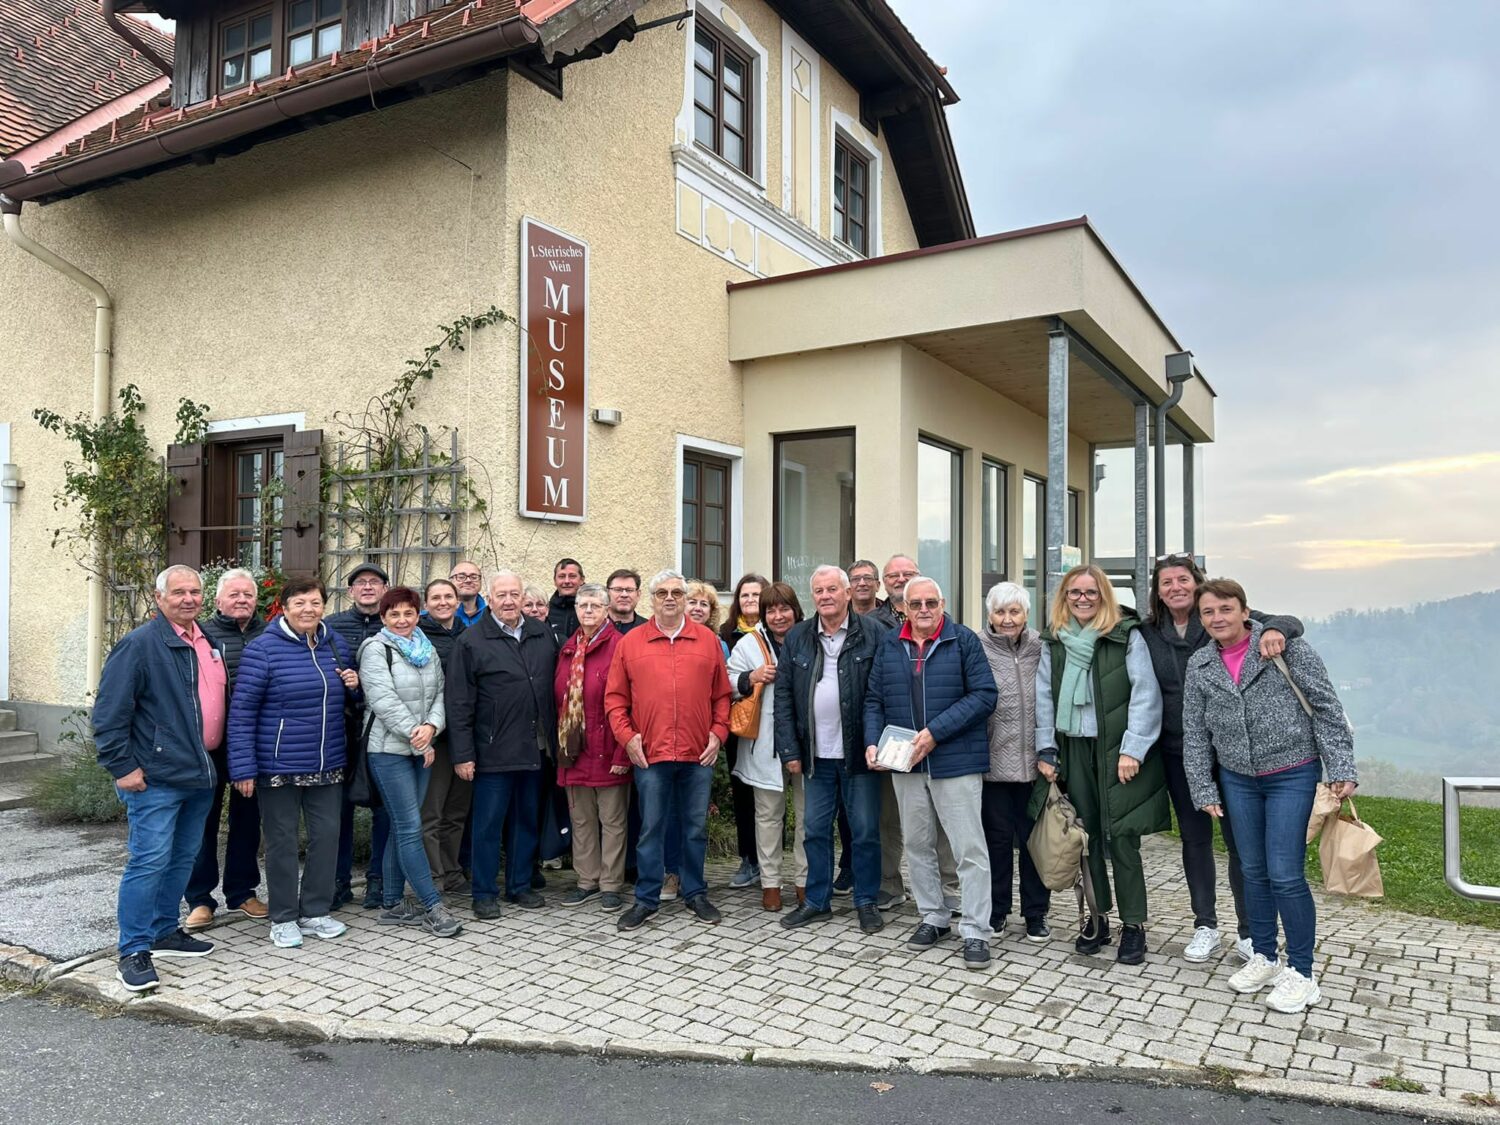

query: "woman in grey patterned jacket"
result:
(1182, 578), (1356, 1016)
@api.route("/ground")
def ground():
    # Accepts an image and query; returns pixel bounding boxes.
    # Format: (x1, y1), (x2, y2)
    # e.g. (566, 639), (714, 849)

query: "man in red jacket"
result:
(606, 569), (731, 931)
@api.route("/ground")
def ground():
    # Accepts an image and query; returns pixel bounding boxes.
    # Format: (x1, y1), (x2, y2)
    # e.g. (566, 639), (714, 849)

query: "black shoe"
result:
(599, 892), (626, 911)
(473, 897), (503, 920)
(331, 883), (353, 910)
(1025, 916), (1051, 943)
(962, 938), (992, 970)
(361, 878), (383, 910)
(990, 914), (1007, 936)
(780, 903), (831, 929)
(561, 887), (599, 907)
(1076, 916), (1112, 955)
(116, 951), (159, 992)
(907, 922), (952, 948)
(832, 869), (854, 896)
(150, 929), (215, 958)
(857, 904), (884, 934)
(530, 867), (547, 891)
(617, 903), (658, 931)
(507, 891), (546, 909)
(1116, 924), (1147, 965)
(685, 895), (722, 924)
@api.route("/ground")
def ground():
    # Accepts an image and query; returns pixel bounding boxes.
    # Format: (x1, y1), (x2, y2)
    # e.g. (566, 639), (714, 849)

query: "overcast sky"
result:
(893, 0), (1500, 618)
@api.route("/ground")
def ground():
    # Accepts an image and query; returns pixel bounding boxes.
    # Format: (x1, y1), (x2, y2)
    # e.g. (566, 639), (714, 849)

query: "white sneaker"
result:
(1266, 968), (1321, 1013)
(1228, 952), (1283, 993)
(1183, 926), (1222, 963)
(298, 915), (348, 940)
(270, 921), (303, 948)
(1232, 936), (1254, 963)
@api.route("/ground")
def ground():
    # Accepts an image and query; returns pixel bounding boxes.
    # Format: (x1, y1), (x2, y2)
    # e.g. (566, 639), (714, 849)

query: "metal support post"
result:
(1134, 402), (1150, 610)
(1443, 777), (1500, 902)
(1182, 438), (1196, 557)
(1044, 323), (1069, 609)
(1155, 351), (1194, 557)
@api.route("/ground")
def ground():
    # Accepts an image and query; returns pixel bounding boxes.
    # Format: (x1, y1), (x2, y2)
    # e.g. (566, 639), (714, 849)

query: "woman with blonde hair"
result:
(685, 581), (730, 660)
(1032, 564), (1166, 965)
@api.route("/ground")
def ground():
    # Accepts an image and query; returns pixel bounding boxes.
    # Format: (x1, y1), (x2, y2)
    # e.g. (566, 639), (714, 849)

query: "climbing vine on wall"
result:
(34, 384), (210, 643)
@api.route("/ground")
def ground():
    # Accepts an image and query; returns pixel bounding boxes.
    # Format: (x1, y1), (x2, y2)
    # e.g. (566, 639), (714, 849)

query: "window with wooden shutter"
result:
(280, 429), (323, 578)
(166, 443), (208, 568)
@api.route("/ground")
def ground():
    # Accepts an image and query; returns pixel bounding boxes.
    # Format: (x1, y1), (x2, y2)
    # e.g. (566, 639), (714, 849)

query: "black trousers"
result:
(980, 780), (1049, 923)
(184, 746), (262, 911)
(726, 737), (758, 865)
(1162, 751), (1249, 936)
(259, 783), (341, 925)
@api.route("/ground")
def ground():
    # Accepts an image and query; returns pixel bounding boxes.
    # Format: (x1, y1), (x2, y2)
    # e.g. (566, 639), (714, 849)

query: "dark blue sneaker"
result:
(150, 929), (215, 958)
(116, 951), (159, 992)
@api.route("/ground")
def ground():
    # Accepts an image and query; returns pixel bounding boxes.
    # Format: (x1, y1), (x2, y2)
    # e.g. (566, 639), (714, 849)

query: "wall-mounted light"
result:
(0, 463), (24, 505)
(592, 408), (622, 426)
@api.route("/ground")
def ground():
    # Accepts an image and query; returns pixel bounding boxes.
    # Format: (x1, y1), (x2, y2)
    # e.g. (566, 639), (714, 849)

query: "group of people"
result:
(94, 549), (1355, 1016)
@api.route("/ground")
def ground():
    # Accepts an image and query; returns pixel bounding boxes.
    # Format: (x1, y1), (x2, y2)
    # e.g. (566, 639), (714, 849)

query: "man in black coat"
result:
(185, 568), (268, 930)
(775, 565), (889, 935)
(547, 557), (584, 640)
(447, 570), (560, 919)
(326, 562), (391, 909)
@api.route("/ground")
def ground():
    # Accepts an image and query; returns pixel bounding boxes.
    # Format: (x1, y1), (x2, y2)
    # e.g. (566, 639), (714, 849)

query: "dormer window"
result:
(216, 0), (343, 94)
(220, 9), (273, 91)
(287, 0), (343, 67)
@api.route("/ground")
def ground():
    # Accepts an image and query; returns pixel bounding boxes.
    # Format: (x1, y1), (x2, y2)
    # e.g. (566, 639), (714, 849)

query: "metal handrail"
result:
(1442, 777), (1500, 903)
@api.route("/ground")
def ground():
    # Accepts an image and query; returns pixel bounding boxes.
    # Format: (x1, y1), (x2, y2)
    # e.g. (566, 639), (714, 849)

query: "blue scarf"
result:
(381, 626), (435, 669)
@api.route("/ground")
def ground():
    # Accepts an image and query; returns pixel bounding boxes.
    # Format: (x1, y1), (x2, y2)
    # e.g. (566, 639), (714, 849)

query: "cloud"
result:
(1306, 452), (1500, 487)
(1213, 513), (1293, 530)
(1295, 539), (1499, 571)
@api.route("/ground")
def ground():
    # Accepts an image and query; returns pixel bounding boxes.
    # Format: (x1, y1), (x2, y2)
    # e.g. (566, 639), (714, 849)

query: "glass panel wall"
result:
(775, 431), (854, 599)
(1022, 474), (1045, 628)
(917, 438), (962, 620)
(981, 459), (1007, 607)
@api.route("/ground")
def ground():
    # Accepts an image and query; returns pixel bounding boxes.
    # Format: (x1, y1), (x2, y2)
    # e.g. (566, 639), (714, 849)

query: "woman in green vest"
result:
(1034, 564), (1168, 965)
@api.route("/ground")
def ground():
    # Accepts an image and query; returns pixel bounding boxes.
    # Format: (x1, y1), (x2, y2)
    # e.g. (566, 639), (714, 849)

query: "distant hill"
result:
(1304, 589), (1500, 798)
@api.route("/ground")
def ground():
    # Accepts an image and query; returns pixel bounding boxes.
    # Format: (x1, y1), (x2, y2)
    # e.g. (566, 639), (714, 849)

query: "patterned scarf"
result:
(1055, 619), (1102, 737)
(557, 624), (606, 760)
(380, 626), (435, 669)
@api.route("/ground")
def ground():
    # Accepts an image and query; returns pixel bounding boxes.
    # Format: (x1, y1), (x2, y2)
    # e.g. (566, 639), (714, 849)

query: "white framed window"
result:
(829, 107), (883, 258)
(675, 434), (744, 591)
(676, 3), (768, 192)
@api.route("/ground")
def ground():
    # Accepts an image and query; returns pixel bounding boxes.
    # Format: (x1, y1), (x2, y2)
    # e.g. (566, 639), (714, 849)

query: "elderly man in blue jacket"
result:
(865, 576), (997, 970)
(93, 565), (224, 993)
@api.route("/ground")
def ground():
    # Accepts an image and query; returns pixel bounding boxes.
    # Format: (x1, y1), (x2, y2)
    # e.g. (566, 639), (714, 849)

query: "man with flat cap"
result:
(328, 562), (392, 908)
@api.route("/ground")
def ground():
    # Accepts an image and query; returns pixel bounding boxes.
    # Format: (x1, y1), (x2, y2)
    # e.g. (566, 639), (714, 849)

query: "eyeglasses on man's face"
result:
(451, 571), (481, 582)
(850, 574), (878, 585)
(906, 598), (942, 611)
(653, 588), (686, 601)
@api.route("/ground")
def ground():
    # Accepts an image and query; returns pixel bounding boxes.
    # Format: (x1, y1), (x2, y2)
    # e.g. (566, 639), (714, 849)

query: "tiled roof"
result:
(0, 0), (173, 156)
(29, 0), (522, 174)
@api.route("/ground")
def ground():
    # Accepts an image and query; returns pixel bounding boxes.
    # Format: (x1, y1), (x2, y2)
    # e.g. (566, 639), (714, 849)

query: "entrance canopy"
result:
(728, 216), (1214, 611)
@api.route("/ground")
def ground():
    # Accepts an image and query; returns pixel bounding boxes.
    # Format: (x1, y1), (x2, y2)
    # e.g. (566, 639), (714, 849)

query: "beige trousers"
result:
(567, 784), (630, 892)
(752, 772), (807, 888)
(881, 770), (959, 900)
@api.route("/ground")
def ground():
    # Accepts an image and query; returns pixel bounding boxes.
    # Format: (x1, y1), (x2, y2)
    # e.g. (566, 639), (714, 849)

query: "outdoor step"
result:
(0, 709), (16, 732)
(0, 734), (54, 783)
(0, 781), (30, 810)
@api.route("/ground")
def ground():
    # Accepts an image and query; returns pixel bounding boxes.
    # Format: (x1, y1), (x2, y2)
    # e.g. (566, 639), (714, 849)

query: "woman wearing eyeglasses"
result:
(1142, 554), (1303, 967)
(1033, 564), (1166, 966)
(720, 573), (769, 892)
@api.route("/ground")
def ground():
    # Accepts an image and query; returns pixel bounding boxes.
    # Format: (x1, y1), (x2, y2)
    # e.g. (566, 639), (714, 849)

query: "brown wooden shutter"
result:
(281, 429), (323, 578)
(166, 442), (206, 567)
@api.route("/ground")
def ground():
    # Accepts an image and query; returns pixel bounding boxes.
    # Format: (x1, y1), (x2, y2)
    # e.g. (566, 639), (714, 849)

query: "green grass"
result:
(1171, 794), (1500, 931)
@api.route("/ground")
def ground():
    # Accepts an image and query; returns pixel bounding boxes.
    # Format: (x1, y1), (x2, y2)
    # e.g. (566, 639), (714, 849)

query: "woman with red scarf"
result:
(554, 583), (631, 910)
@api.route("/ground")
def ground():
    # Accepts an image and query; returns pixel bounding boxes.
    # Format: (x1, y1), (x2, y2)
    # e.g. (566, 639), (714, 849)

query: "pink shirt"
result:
(176, 621), (227, 751)
(1219, 634), (1252, 685)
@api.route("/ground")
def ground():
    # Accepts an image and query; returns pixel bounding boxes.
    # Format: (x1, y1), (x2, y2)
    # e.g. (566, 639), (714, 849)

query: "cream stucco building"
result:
(0, 0), (1214, 742)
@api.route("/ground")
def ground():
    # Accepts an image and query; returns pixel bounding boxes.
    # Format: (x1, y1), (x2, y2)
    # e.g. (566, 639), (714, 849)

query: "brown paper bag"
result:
(1319, 798), (1384, 898)
(1306, 782), (1342, 843)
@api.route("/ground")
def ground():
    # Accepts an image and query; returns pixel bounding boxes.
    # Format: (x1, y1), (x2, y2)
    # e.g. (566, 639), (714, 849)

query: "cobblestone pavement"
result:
(36, 836), (1500, 1108)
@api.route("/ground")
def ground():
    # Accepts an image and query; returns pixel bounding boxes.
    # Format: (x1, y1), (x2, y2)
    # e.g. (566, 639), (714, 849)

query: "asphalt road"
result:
(0, 991), (1432, 1125)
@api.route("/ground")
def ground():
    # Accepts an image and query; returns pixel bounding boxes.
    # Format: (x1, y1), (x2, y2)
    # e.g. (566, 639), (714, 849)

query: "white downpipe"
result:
(2, 203), (114, 694)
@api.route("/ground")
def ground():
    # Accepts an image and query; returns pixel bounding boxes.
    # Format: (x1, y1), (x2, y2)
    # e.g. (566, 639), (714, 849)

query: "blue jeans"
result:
(117, 782), (215, 955)
(803, 760), (882, 910)
(634, 761), (712, 910)
(336, 798), (389, 889)
(1218, 760), (1320, 976)
(367, 753), (439, 909)
(470, 770), (541, 901)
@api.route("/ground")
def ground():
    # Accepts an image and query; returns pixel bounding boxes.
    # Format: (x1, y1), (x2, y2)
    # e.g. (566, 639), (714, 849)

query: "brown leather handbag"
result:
(728, 630), (773, 739)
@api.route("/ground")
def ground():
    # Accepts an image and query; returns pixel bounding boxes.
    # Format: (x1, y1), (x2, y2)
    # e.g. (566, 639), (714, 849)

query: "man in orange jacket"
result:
(606, 569), (731, 931)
